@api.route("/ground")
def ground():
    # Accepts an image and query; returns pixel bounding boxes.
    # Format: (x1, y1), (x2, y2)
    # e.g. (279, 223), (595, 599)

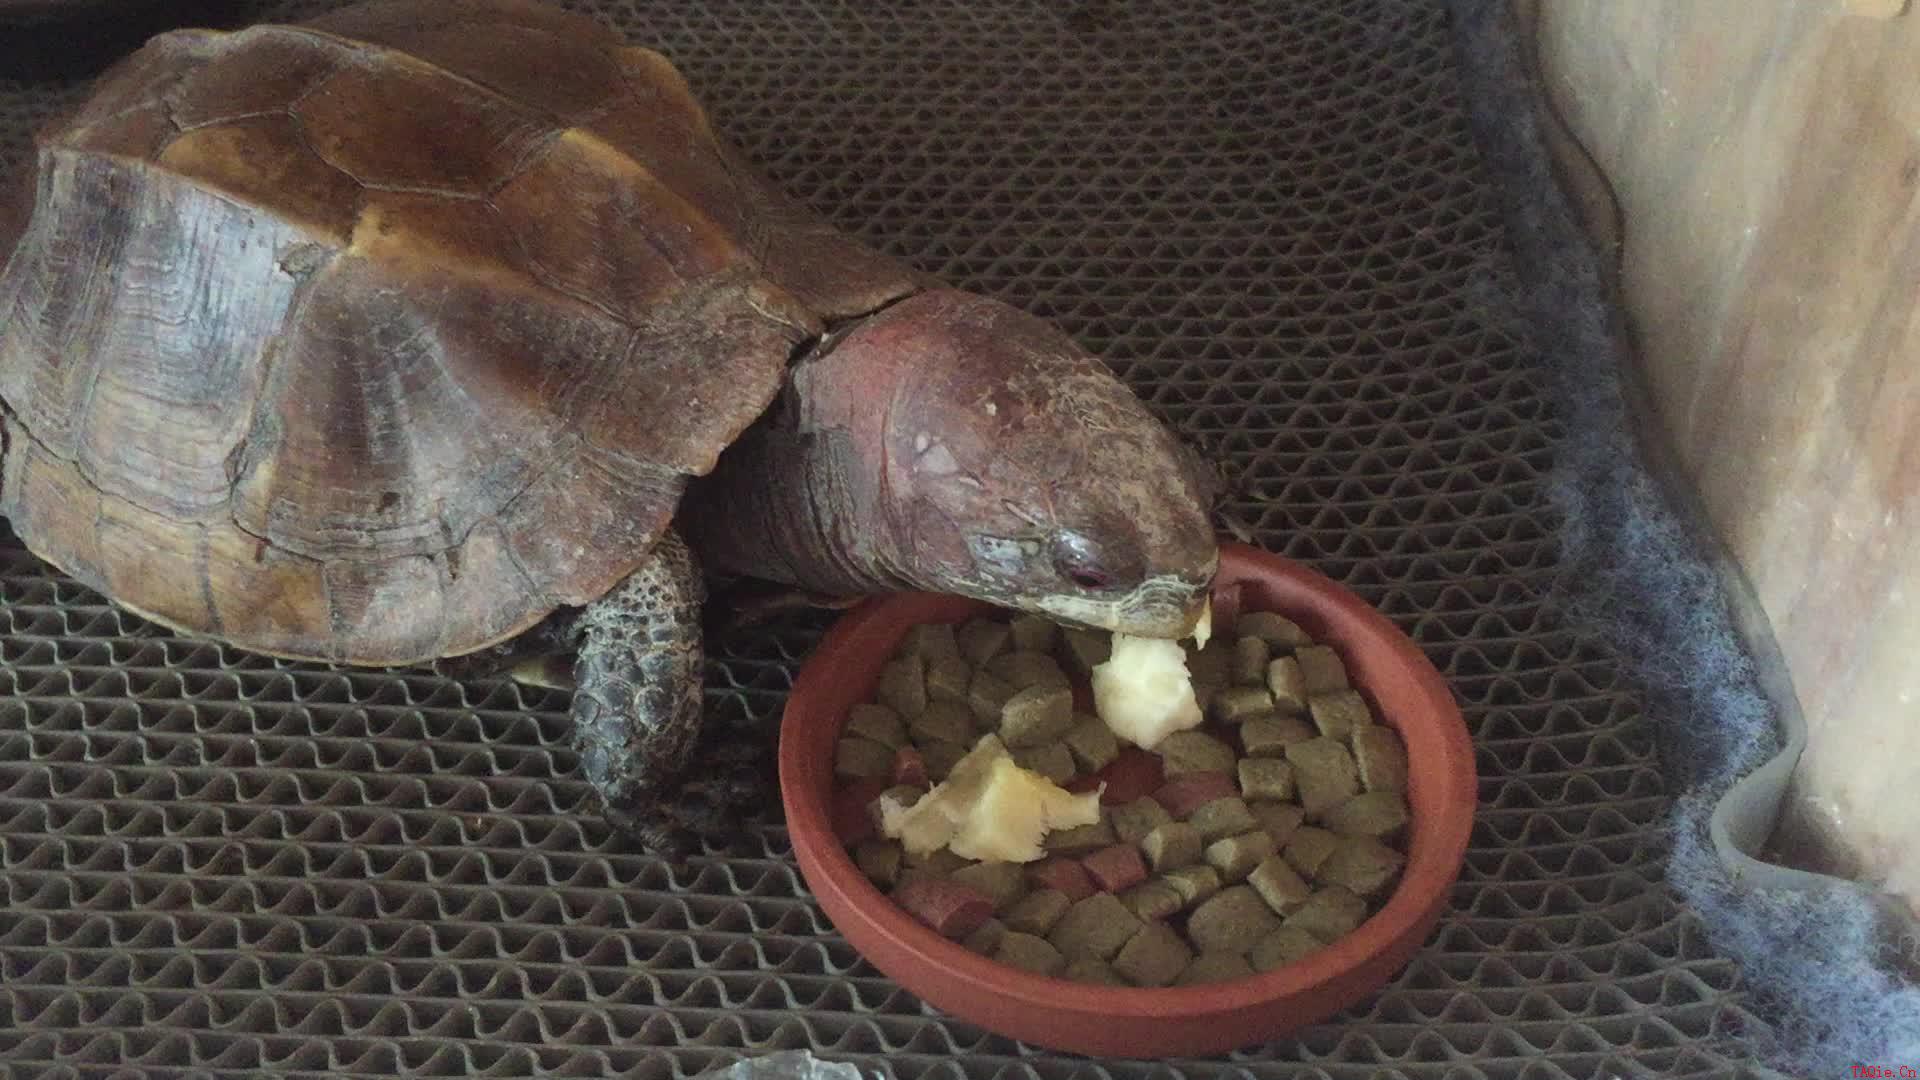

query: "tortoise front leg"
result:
(570, 528), (748, 856)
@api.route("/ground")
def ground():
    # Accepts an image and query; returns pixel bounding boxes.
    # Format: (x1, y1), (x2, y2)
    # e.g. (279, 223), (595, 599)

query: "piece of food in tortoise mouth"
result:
(834, 608), (1415, 985)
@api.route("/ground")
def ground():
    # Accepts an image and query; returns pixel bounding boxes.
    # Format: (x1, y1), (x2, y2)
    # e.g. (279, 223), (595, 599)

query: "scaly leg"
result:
(570, 529), (754, 856)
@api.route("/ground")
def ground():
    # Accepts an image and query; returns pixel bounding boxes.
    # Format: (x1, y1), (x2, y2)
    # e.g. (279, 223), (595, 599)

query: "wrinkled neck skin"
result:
(682, 311), (929, 596)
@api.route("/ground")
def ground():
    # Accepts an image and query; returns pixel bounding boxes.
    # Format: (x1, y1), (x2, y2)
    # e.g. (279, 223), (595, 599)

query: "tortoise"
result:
(0, 0), (1220, 853)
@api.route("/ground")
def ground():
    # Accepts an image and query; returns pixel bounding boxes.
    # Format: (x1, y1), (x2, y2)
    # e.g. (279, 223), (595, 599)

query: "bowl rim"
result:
(779, 542), (1475, 1027)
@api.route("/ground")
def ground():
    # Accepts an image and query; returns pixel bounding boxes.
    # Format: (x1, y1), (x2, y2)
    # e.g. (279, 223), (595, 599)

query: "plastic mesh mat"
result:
(0, 1), (1780, 1076)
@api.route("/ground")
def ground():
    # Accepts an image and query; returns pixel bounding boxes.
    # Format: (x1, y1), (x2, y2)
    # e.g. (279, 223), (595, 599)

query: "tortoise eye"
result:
(1052, 531), (1115, 591)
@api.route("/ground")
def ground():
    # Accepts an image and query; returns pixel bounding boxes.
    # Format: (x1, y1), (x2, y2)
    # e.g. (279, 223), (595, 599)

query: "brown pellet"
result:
(1240, 713), (1317, 756)
(1265, 656), (1308, 713)
(1283, 886), (1369, 941)
(1307, 688), (1372, 740)
(986, 650), (1070, 689)
(1175, 951), (1256, 985)
(1111, 796), (1174, 845)
(1247, 853), (1313, 915)
(1286, 737), (1361, 816)
(834, 736), (894, 780)
(909, 700), (975, 746)
(957, 618), (1011, 666)
(1063, 713), (1120, 772)
(1113, 922), (1194, 988)
(1282, 826), (1339, 879)
(844, 703), (906, 748)
(1231, 636), (1271, 686)
(1187, 885), (1281, 955)
(1048, 892), (1143, 961)
(1211, 685), (1276, 724)
(1008, 615), (1059, 653)
(1294, 645), (1350, 694)
(1140, 821), (1203, 872)
(1157, 730), (1236, 775)
(1237, 758), (1295, 802)
(1352, 723), (1410, 792)
(1250, 926), (1325, 971)
(1189, 796), (1259, 843)
(1205, 829), (1278, 882)
(1316, 836), (1406, 897)
(993, 932), (1066, 975)
(1011, 741), (1077, 784)
(876, 656), (928, 717)
(1321, 790), (1410, 839)
(1003, 888), (1073, 936)
(1237, 611), (1312, 648)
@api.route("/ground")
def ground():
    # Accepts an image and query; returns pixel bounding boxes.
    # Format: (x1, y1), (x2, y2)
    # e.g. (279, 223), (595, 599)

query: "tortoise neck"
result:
(680, 320), (915, 596)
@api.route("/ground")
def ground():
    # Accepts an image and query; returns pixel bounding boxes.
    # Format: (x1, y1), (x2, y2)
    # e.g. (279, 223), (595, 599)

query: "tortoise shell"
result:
(0, 0), (926, 664)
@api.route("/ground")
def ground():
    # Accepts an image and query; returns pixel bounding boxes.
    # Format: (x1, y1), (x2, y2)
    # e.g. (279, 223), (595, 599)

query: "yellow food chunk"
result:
(1091, 635), (1204, 749)
(877, 734), (1100, 863)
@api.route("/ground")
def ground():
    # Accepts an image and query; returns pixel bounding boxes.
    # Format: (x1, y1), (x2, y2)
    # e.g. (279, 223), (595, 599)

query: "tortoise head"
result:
(813, 290), (1218, 638)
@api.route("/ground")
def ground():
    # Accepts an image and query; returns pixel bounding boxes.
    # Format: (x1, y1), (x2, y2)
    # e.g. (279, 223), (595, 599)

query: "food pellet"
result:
(1061, 629), (1110, 676)
(1237, 611), (1311, 648)
(1111, 796), (1174, 844)
(1286, 737), (1362, 816)
(1211, 685), (1276, 724)
(1064, 714), (1120, 772)
(1186, 640), (1232, 702)
(919, 739), (968, 782)
(925, 656), (973, 705)
(1007, 614), (1059, 653)
(1026, 857), (1096, 901)
(1205, 830), (1278, 882)
(1000, 684), (1075, 747)
(1082, 842), (1149, 893)
(1240, 713), (1316, 757)
(1265, 656), (1308, 713)
(1231, 636), (1271, 686)
(1175, 951), (1257, 985)
(903, 845), (971, 876)
(1187, 885), (1283, 954)
(895, 877), (994, 938)
(1352, 723), (1410, 792)
(1189, 796), (1259, 843)
(1294, 645), (1349, 694)
(1282, 826), (1339, 878)
(986, 650), (1070, 689)
(1308, 688), (1372, 740)
(1003, 888), (1073, 936)
(1153, 771), (1238, 818)
(1250, 926), (1325, 971)
(993, 932), (1066, 975)
(1048, 892), (1143, 961)
(1044, 817), (1117, 854)
(1321, 790), (1410, 839)
(967, 670), (1018, 723)
(901, 623), (963, 665)
(855, 838), (904, 888)
(1160, 864), (1223, 907)
(1157, 730), (1237, 776)
(1062, 956), (1124, 985)
(1247, 853), (1313, 915)
(908, 701), (975, 746)
(891, 746), (929, 788)
(1140, 821), (1203, 872)
(950, 861), (1030, 912)
(957, 618), (1011, 665)
(1249, 800), (1307, 846)
(876, 657), (928, 717)
(1113, 922), (1194, 987)
(1121, 881), (1185, 922)
(845, 704), (906, 748)
(1237, 758), (1295, 802)
(1316, 836), (1406, 897)
(962, 917), (1007, 954)
(1283, 886), (1369, 941)
(834, 736), (895, 780)
(1011, 741), (1077, 784)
